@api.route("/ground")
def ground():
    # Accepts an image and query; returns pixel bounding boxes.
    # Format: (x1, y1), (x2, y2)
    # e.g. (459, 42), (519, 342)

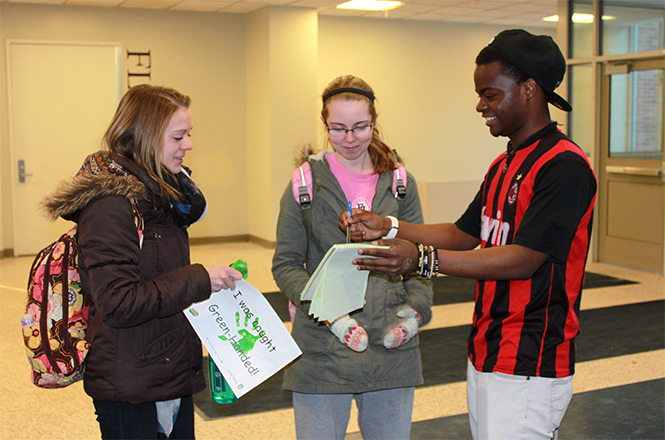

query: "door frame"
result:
(6, 39), (123, 256)
(597, 55), (665, 273)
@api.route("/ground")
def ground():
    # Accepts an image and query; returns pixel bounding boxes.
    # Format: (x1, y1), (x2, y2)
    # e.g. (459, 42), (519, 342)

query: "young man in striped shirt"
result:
(342, 29), (597, 440)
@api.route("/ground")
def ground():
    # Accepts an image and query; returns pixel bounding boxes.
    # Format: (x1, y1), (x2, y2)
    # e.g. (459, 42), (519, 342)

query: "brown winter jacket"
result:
(43, 152), (211, 403)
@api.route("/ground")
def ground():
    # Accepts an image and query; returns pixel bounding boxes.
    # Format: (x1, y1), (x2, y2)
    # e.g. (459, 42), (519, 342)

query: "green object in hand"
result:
(209, 259), (247, 404)
(230, 259), (248, 279)
(209, 357), (238, 404)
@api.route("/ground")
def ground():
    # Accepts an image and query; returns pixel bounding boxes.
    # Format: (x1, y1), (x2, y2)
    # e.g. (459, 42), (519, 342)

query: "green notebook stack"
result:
(300, 243), (389, 322)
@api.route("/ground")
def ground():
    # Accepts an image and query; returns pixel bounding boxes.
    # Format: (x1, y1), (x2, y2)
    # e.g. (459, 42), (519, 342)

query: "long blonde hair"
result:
(321, 75), (397, 174)
(103, 84), (190, 198)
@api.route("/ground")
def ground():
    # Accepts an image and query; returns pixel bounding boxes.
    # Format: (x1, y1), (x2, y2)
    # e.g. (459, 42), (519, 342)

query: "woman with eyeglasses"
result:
(272, 75), (433, 439)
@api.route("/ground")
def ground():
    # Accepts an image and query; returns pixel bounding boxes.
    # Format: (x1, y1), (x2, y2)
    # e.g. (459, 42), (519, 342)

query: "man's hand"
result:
(352, 238), (418, 276)
(339, 209), (390, 242)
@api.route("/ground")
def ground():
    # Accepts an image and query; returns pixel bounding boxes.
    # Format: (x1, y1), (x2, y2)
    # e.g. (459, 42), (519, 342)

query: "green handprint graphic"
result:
(219, 312), (261, 351)
(218, 311), (262, 376)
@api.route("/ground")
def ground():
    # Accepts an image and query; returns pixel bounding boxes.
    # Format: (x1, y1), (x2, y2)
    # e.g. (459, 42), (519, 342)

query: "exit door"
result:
(598, 57), (665, 273)
(7, 41), (121, 256)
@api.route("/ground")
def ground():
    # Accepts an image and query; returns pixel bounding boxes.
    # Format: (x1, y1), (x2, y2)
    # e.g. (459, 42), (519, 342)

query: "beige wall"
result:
(247, 6), (319, 243)
(0, 2), (557, 253)
(318, 17), (506, 185)
(316, 17), (555, 223)
(0, 3), (248, 252)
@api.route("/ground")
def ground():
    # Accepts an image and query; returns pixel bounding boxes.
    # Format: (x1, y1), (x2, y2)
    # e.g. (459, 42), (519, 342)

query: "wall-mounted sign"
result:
(127, 50), (151, 89)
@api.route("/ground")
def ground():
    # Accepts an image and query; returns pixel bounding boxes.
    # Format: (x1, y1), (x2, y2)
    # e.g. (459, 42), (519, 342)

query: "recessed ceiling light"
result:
(543, 13), (616, 23)
(337, 0), (402, 11)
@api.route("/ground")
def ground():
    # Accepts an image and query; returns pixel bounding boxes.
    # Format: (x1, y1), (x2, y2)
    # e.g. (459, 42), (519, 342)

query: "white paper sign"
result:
(184, 279), (301, 398)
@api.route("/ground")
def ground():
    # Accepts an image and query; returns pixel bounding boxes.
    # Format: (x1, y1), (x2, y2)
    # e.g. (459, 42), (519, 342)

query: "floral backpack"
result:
(22, 153), (143, 388)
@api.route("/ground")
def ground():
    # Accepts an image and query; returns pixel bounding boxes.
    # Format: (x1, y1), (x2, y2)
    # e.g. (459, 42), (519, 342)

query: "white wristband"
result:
(382, 215), (399, 239)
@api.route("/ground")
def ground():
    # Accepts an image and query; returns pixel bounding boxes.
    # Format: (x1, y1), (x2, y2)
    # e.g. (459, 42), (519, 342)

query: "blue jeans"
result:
(93, 395), (195, 439)
(293, 388), (415, 440)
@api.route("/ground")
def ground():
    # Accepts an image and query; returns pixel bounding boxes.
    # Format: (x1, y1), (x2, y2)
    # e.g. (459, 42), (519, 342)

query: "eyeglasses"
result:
(326, 123), (373, 138)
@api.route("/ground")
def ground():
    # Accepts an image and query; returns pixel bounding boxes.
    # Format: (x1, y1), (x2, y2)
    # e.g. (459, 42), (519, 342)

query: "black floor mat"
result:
(408, 379), (665, 440)
(194, 298), (662, 420)
(262, 272), (638, 321)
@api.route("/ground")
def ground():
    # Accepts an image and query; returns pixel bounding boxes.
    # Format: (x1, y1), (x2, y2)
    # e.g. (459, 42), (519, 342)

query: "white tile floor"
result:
(1, 242), (663, 440)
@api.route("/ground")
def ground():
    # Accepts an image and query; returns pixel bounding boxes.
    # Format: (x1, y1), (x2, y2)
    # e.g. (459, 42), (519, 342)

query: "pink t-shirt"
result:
(326, 153), (379, 212)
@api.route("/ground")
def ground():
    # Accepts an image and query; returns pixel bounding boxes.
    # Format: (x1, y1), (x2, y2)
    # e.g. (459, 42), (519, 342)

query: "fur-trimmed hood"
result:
(41, 152), (148, 222)
(294, 143), (327, 168)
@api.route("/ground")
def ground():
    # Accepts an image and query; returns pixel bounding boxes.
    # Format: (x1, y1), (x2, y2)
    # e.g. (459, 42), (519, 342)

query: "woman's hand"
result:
(205, 265), (243, 292)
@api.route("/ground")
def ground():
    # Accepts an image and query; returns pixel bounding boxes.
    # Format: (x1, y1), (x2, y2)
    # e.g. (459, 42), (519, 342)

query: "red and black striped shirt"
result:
(456, 123), (597, 378)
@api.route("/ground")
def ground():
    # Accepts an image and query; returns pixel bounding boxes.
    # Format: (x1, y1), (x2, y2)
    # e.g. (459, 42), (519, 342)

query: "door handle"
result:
(605, 165), (663, 177)
(18, 159), (33, 183)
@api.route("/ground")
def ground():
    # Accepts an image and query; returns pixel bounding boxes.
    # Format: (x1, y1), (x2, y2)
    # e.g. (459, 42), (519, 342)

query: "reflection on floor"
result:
(1, 241), (663, 440)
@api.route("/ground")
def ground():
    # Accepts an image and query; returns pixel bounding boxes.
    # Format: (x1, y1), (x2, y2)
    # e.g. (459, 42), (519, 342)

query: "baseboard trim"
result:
(1, 237), (277, 259)
(189, 235), (249, 246)
(188, 235), (276, 249)
(248, 235), (276, 249)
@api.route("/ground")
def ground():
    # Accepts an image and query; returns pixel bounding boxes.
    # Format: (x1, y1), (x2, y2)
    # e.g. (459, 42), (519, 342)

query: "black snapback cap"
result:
(488, 29), (572, 112)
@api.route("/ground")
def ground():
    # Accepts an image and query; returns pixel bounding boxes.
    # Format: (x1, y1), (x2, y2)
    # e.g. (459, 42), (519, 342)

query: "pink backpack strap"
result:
(393, 163), (407, 199)
(289, 162), (314, 323)
(291, 162), (313, 209)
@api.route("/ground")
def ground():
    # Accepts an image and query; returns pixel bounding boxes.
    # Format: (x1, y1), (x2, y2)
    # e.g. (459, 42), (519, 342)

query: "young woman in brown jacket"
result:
(44, 84), (241, 439)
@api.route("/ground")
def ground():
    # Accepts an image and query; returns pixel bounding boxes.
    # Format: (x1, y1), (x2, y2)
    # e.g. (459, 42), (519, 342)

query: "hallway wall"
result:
(0, 3), (248, 250)
(0, 3), (555, 252)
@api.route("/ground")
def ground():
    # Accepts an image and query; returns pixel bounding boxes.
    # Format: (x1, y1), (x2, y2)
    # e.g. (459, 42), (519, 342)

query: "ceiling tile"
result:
(495, 18), (556, 29)
(434, 5), (490, 15)
(3, 0), (570, 27)
(391, 3), (441, 13)
(410, 0), (467, 5)
(258, 0), (294, 4)
(66, 0), (123, 5)
(364, 8), (419, 19)
(8, 0), (66, 4)
(440, 14), (488, 23)
(170, 0), (236, 11)
(456, 0), (512, 9)
(119, 0), (180, 9)
(217, 1), (271, 12)
(290, 0), (340, 9)
(408, 12), (456, 21)
(318, 7), (370, 17)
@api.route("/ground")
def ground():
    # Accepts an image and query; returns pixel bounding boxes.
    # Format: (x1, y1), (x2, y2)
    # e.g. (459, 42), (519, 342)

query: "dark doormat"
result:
(431, 271), (637, 306)
(194, 272), (639, 419)
(262, 272), (638, 320)
(193, 356), (291, 420)
(407, 379), (665, 440)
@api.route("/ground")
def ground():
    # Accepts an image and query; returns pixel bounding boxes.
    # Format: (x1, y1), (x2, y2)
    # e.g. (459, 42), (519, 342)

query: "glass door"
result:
(598, 57), (664, 273)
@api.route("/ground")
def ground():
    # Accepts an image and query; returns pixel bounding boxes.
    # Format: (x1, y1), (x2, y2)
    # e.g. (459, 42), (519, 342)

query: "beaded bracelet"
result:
(416, 242), (428, 278)
(415, 242), (439, 279)
(415, 242), (424, 276)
